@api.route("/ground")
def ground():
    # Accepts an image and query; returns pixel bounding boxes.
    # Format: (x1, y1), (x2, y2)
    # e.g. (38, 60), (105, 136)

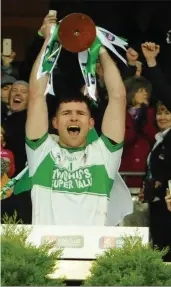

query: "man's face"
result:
(9, 84), (28, 112)
(1, 84), (12, 104)
(52, 101), (94, 148)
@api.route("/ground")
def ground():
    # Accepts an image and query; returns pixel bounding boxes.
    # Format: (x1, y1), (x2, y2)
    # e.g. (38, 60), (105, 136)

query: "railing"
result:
(120, 171), (145, 182)
(120, 171), (146, 176)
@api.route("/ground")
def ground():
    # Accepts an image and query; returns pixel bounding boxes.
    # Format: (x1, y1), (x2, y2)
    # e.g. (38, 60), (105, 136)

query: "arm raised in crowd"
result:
(142, 42), (171, 111)
(26, 29), (52, 140)
(99, 47), (126, 143)
(117, 47), (142, 80)
(126, 48), (142, 77)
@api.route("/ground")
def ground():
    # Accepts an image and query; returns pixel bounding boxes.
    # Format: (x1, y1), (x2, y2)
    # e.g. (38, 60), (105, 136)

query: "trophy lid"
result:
(58, 13), (96, 52)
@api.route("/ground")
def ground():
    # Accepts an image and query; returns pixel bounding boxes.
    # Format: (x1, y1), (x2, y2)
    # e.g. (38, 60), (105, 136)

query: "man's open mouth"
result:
(67, 126), (80, 136)
(13, 97), (22, 104)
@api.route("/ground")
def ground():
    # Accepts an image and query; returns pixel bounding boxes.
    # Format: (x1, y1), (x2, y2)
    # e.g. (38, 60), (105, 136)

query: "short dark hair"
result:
(55, 90), (94, 116)
(124, 76), (152, 108)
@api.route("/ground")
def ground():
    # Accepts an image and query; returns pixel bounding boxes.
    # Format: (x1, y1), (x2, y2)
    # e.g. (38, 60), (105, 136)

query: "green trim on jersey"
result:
(32, 154), (54, 186)
(25, 133), (48, 150)
(31, 153), (113, 198)
(101, 134), (124, 152)
(25, 129), (123, 153)
(58, 144), (86, 153)
(86, 128), (99, 144)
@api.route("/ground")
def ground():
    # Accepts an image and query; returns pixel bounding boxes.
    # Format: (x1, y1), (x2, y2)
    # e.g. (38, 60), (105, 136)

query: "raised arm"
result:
(26, 33), (51, 140)
(142, 42), (171, 111)
(100, 47), (126, 143)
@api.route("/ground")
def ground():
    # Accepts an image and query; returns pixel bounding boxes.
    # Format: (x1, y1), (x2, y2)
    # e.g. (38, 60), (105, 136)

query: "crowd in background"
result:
(1, 12), (171, 262)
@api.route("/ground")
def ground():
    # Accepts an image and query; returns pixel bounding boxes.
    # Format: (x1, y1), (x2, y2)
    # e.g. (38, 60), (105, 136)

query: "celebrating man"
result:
(25, 25), (126, 225)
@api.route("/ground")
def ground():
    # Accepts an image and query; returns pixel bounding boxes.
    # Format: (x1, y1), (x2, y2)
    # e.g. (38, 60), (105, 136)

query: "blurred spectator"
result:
(1, 75), (16, 122)
(142, 102), (171, 262)
(0, 126), (15, 178)
(119, 76), (157, 187)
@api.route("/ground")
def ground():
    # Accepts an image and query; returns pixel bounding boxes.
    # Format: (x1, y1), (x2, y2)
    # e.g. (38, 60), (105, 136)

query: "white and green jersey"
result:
(26, 132), (123, 225)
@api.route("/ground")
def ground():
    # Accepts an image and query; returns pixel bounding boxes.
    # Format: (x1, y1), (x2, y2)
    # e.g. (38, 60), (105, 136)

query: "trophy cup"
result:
(58, 13), (96, 53)
(37, 12), (128, 100)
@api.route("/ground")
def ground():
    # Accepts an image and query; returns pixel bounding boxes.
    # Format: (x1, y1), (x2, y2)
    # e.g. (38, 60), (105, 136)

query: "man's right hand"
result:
(38, 13), (57, 39)
(141, 42), (160, 67)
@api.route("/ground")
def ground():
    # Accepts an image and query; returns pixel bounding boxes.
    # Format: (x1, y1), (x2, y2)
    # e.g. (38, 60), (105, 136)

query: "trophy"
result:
(58, 13), (96, 52)
(37, 12), (128, 100)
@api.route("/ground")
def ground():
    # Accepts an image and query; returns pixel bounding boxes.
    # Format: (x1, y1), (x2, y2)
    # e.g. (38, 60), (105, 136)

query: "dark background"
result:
(51, 0), (171, 84)
(2, 0), (171, 83)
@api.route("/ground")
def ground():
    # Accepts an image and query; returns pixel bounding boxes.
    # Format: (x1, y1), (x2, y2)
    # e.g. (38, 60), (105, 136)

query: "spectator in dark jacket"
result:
(141, 102), (171, 262)
(119, 76), (157, 188)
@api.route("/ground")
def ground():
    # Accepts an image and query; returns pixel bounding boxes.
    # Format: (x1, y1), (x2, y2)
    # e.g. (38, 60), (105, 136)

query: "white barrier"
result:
(2, 225), (149, 280)
(27, 226), (149, 259)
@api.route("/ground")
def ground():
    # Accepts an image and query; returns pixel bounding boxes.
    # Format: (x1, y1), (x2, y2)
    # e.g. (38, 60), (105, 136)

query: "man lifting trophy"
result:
(1, 11), (133, 226)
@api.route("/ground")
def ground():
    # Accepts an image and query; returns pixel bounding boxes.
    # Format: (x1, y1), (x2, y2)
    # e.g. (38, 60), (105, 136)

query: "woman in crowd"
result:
(119, 76), (157, 188)
(141, 102), (171, 262)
